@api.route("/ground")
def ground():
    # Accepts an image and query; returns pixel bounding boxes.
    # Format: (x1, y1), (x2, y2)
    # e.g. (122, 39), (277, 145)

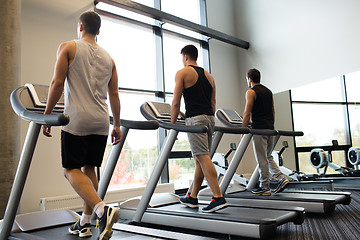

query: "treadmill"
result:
(0, 84), (159, 240)
(198, 108), (351, 214)
(117, 101), (305, 239)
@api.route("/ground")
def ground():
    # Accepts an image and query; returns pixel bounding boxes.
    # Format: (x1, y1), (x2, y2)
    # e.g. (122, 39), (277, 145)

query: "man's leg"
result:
(190, 160), (204, 198)
(197, 154), (228, 213)
(64, 168), (102, 210)
(65, 168), (120, 240)
(195, 154), (222, 198)
(266, 136), (284, 179)
(251, 135), (271, 195)
(267, 136), (289, 193)
(66, 167), (100, 238)
(81, 165), (98, 215)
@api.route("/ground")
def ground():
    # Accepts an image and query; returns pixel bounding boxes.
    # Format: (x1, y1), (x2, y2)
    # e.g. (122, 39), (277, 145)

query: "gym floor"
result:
(9, 188), (360, 240)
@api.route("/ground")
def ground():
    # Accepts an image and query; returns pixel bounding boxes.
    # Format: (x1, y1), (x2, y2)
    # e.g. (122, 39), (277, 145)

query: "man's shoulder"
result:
(176, 66), (192, 76)
(60, 40), (76, 46)
(58, 40), (76, 52)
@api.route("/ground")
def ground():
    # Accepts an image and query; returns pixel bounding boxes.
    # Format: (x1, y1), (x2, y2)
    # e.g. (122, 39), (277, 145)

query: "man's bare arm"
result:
(44, 42), (72, 115)
(171, 70), (184, 124)
(242, 89), (255, 128)
(108, 59), (121, 145)
(43, 41), (74, 137)
(205, 71), (216, 114)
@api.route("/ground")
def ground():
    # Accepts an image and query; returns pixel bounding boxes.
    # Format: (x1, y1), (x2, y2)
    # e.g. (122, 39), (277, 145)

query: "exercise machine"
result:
(299, 142), (360, 190)
(0, 84), (73, 240)
(199, 108), (351, 214)
(271, 141), (305, 181)
(116, 102), (305, 239)
(0, 84), (161, 240)
(309, 140), (357, 177)
(212, 143), (248, 187)
(216, 109), (334, 190)
(348, 147), (360, 170)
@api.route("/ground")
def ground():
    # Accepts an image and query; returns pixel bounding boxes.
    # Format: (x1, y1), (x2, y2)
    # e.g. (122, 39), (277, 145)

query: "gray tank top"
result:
(62, 39), (113, 136)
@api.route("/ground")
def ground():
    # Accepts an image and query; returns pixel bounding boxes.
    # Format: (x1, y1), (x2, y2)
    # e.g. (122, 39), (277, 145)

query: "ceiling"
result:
(23, 0), (94, 16)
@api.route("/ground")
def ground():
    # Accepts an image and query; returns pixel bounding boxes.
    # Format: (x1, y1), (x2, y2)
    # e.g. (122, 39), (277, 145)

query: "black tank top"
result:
(251, 84), (274, 129)
(183, 65), (214, 118)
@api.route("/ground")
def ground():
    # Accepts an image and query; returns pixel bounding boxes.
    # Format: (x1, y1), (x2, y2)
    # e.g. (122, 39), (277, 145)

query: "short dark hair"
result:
(180, 45), (198, 61)
(247, 69), (261, 83)
(79, 11), (101, 35)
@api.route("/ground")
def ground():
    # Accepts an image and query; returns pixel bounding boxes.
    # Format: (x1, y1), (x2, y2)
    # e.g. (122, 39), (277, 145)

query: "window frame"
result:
(96, 0), (211, 188)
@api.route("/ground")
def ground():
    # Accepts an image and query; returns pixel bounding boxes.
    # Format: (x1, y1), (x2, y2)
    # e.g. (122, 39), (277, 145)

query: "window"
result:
(163, 33), (203, 92)
(291, 77), (345, 102)
(96, 0), (209, 190)
(292, 103), (349, 147)
(99, 17), (156, 91)
(291, 73), (360, 174)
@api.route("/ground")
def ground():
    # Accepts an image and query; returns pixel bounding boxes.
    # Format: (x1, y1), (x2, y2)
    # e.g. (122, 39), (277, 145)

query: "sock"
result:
(94, 201), (106, 219)
(80, 213), (91, 226)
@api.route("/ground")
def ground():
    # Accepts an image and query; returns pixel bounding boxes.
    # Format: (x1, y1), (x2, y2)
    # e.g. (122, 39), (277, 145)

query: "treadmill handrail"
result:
(277, 130), (304, 137)
(109, 116), (159, 130)
(214, 125), (250, 135)
(250, 128), (278, 136)
(140, 103), (207, 133)
(10, 86), (69, 126)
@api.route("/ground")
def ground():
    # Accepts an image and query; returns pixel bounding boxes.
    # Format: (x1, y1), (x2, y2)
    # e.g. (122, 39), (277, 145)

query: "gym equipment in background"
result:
(117, 101), (305, 240)
(202, 108), (352, 214)
(310, 140), (357, 176)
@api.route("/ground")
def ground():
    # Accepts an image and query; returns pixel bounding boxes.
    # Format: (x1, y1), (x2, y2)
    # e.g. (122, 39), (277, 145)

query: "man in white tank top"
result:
(43, 11), (120, 240)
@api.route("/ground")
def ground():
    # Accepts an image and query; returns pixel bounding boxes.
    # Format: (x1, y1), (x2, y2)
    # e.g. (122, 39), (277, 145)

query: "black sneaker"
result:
(274, 177), (289, 193)
(180, 195), (199, 208)
(202, 197), (228, 213)
(251, 187), (271, 196)
(68, 218), (92, 237)
(97, 206), (120, 240)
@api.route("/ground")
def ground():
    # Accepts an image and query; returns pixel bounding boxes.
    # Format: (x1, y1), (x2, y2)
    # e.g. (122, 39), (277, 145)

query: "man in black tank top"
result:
(170, 45), (227, 213)
(242, 69), (289, 196)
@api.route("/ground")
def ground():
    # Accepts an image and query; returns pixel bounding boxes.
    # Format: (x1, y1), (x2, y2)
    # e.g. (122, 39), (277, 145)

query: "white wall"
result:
(206, 0), (257, 175)
(19, 0), (93, 213)
(231, 0), (360, 175)
(274, 90), (297, 170)
(235, 0), (360, 93)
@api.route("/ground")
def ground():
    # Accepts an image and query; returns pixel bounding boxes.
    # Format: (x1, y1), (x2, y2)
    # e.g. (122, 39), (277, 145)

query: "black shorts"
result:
(61, 130), (108, 169)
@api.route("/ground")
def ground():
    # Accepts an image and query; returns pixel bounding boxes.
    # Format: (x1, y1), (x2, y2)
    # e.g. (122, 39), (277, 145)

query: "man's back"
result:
(251, 84), (274, 129)
(182, 65), (214, 118)
(63, 39), (113, 136)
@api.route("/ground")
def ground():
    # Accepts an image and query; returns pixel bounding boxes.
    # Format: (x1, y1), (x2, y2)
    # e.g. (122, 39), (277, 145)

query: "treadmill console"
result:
(147, 101), (184, 122)
(219, 109), (243, 124)
(24, 83), (64, 113)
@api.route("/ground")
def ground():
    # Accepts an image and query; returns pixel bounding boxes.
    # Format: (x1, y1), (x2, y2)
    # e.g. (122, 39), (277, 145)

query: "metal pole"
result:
(97, 126), (129, 200)
(219, 134), (252, 194)
(247, 165), (260, 189)
(209, 131), (223, 159)
(0, 122), (41, 240)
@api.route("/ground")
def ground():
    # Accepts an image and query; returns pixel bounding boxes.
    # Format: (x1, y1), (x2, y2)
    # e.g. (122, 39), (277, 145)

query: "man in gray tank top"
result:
(242, 68), (289, 196)
(43, 11), (120, 240)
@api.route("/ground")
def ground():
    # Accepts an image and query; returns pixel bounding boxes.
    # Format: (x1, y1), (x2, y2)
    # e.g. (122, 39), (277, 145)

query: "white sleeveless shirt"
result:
(62, 39), (113, 136)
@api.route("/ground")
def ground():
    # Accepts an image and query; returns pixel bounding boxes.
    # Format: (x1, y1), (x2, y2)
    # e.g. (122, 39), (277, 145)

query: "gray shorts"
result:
(185, 115), (214, 156)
